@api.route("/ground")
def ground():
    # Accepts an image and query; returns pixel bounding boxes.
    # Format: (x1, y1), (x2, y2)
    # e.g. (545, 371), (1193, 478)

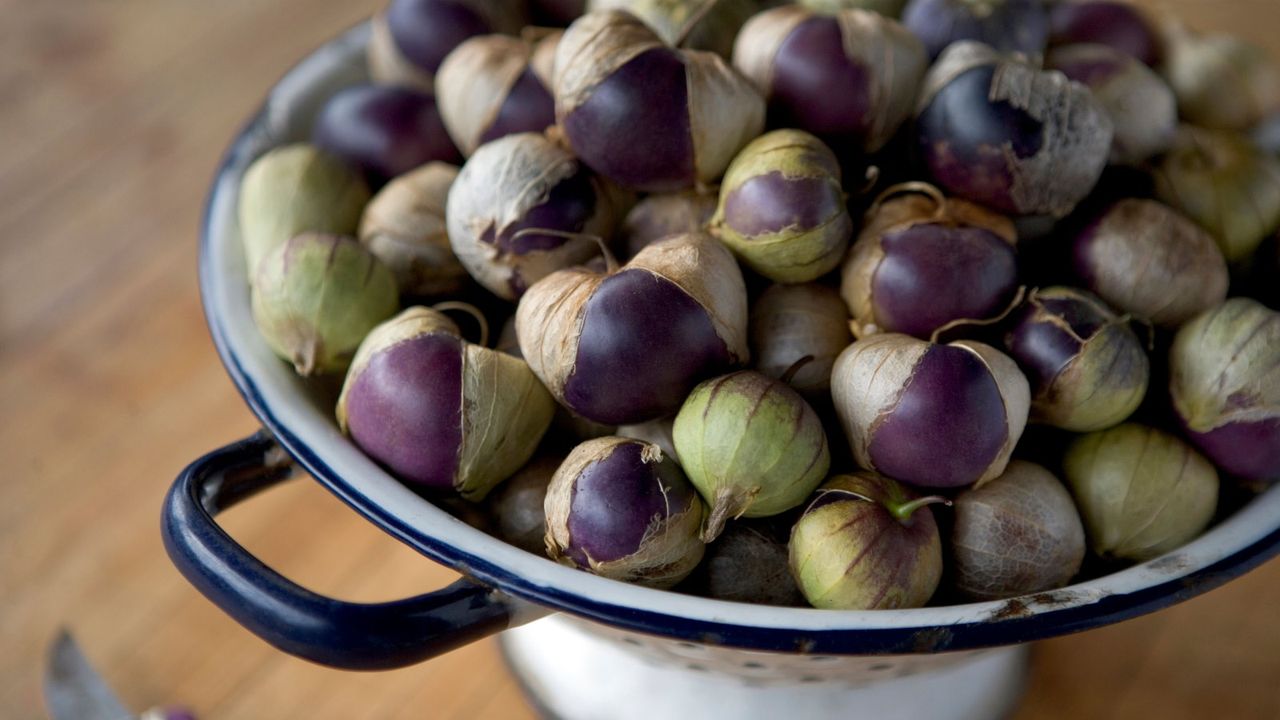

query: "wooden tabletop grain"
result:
(3, 1), (1279, 718)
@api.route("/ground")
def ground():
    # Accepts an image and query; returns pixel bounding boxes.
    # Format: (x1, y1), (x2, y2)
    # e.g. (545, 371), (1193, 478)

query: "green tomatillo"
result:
(673, 367), (830, 542)
(789, 472), (946, 610)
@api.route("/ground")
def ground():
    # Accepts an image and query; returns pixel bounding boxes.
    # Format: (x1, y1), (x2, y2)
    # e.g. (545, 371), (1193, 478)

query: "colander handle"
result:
(161, 431), (526, 670)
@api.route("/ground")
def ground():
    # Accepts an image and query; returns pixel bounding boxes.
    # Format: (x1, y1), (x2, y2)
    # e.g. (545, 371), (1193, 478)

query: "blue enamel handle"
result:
(161, 431), (513, 670)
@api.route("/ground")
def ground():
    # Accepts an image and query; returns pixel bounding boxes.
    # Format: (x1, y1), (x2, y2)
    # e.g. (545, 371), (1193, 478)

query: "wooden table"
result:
(2, 1), (1278, 717)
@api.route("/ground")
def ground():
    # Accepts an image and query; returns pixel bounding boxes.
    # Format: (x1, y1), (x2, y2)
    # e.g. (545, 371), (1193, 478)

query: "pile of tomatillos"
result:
(238, 0), (1280, 610)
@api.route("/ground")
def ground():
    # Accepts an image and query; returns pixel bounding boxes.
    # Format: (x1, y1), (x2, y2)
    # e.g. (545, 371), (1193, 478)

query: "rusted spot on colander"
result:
(909, 626), (955, 652)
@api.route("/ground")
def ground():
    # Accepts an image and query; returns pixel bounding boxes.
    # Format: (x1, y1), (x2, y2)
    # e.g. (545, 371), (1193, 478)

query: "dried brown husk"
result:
(919, 42), (1114, 218)
(554, 10), (764, 186)
(1153, 125), (1280, 264)
(750, 283), (851, 396)
(1045, 44), (1177, 166)
(1080, 198), (1229, 326)
(358, 162), (467, 296)
(586, 0), (757, 57)
(830, 334), (1029, 488)
(436, 35), (539, 156)
(734, 6), (926, 152)
(1162, 24), (1280, 132)
(1170, 298), (1280, 435)
(617, 416), (679, 461)
(841, 184), (1016, 338)
(367, 12), (436, 92)
(950, 460), (1086, 601)
(489, 454), (562, 555)
(368, 0), (528, 90)
(516, 232), (747, 402)
(544, 437), (706, 587)
(799, 0), (906, 15)
(445, 132), (626, 300)
(620, 190), (718, 259)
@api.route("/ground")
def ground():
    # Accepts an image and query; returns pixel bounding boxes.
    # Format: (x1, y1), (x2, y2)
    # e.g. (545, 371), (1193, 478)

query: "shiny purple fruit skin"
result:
(722, 172), (842, 237)
(1004, 295), (1107, 392)
(767, 16), (872, 153)
(312, 84), (461, 184)
(564, 269), (733, 425)
(916, 65), (1044, 215)
(386, 0), (492, 74)
(1186, 419), (1280, 483)
(871, 223), (1018, 339)
(868, 344), (1009, 488)
(478, 69), (557, 147)
(561, 48), (695, 192)
(903, 0), (1048, 60)
(342, 333), (464, 489)
(563, 441), (697, 564)
(1049, 1), (1161, 67)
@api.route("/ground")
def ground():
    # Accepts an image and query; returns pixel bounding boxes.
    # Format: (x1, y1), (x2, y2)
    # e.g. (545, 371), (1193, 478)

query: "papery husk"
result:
(1079, 197), (1229, 326)
(1153, 125), (1280, 263)
(836, 9), (927, 151)
(436, 35), (538, 156)
(830, 333), (930, 473)
(800, 0), (906, 16)
(919, 41), (1114, 218)
(750, 283), (851, 395)
(446, 133), (622, 300)
(733, 7), (925, 152)
(251, 233), (398, 377)
(674, 371), (830, 542)
(684, 49), (767, 185)
(1064, 424), (1218, 561)
(620, 189), (718, 258)
(1046, 44), (1176, 166)
(790, 472), (943, 609)
(840, 184), (1016, 338)
(239, 144), (370, 273)
(626, 232), (750, 361)
(617, 416), (679, 461)
(712, 129), (851, 283)
(554, 10), (666, 117)
(369, 0), (529, 90)
(367, 12), (436, 92)
(544, 437), (706, 588)
(358, 162), (466, 296)
(732, 5), (808, 97)
(950, 340), (1030, 488)
(514, 266), (602, 401)
(455, 343), (557, 499)
(336, 304), (554, 501)
(1170, 298), (1280, 434)
(530, 30), (563, 87)
(1163, 24), (1280, 132)
(555, 10), (763, 187)
(516, 231), (748, 405)
(1018, 288), (1148, 432)
(336, 305), (461, 432)
(950, 460), (1085, 601)
(586, 0), (757, 57)
(830, 334), (1028, 488)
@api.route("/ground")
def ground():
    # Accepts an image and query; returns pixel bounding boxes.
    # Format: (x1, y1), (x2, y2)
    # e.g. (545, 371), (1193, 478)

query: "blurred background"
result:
(2, 1), (1279, 718)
